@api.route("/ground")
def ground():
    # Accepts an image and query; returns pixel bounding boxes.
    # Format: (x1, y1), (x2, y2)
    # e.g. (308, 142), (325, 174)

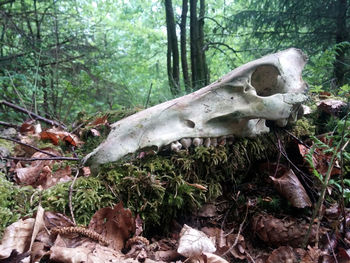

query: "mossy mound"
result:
(0, 118), (315, 236)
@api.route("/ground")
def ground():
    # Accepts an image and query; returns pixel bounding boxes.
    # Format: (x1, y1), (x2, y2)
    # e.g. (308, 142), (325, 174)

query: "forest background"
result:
(0, 0), (349, 123)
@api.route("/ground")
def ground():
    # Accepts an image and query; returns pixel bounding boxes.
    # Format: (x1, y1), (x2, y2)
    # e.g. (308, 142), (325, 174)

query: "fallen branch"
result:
(0, 135), (57, 157)
(69, 168), (81, 225)
(0, 121), (20, 129)
(2, 156), (80, 161)
(1, 100), (67, 129)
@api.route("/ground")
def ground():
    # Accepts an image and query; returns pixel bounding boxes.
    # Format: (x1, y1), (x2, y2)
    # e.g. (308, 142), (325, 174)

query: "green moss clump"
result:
(0, 172), (35, 238)
(292, 118), (315, 138)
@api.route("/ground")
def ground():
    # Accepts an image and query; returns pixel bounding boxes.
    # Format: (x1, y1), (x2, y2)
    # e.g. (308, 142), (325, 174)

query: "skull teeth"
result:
(192, 138), (203, 147)
(170, 135), (233, 151)
(171, 141), (182, 152)
(180, 138), (192, 149)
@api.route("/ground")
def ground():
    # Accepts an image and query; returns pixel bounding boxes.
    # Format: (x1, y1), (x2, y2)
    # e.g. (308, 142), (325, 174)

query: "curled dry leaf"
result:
(14, 149), (72, 188)
(177, 224), (216, 258)
(40, 127), (83, 147)
(252, 213), (327, 247)
(0, 205), (45, 259)
(0, 218), (35, 258)
(88, 202), (135, 251)
(270, 168), (311, 208)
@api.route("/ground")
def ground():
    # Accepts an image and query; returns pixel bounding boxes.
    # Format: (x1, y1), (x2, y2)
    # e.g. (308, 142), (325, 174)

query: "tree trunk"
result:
(164, 0), (180, 96)
(190, 0), (208, 90)
(334, 0), (348, 87)
(180, 0), (191, 93)
(198, 0), (209, 86)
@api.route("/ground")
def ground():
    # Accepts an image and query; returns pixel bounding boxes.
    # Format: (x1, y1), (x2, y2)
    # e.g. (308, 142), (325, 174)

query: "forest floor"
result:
(0, 95), (349, 263)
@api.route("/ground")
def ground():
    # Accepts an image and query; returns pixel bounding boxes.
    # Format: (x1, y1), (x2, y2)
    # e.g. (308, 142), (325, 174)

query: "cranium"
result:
(84, 48), (308, 166)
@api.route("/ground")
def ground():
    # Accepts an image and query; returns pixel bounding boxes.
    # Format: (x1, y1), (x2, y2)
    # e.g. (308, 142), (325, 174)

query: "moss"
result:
(0, 138), (14, 153)
(0, 172), (35, 238)
(291, 118), (315, 138)
(0, 127), (286, 237)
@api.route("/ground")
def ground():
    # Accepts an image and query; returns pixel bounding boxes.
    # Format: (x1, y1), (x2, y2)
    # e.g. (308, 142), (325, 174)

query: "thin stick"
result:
(3, 156), (80, 161)
(69, 168), (80, 225)
(1, 100), (66, 129)
(222, 202), (249, 257)
(0, 121), (20, 129)
(0, 135), (57, 157)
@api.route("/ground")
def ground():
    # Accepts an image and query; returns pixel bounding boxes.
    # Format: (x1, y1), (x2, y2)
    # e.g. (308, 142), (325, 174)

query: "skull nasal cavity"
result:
(251, 65), (280, 96)
(185, 119), (195, 128)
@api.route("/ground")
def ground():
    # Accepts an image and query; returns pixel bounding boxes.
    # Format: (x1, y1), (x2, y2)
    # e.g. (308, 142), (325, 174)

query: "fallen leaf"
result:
(270, 169), (312, 208)
(19, 120), (35, 134)
(177, 224), (216, 258)
(88, 202), (135, 251)
(0, 218), (35, 258)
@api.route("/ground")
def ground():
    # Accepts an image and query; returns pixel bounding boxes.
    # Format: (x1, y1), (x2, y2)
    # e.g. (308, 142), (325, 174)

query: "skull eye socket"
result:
(251, 65), (280, 96)
(184, 119), (195, 128)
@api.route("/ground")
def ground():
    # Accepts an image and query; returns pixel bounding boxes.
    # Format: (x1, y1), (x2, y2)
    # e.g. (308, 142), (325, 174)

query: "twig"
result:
(0, 135), (58, 157)
(69, 168), (80, 225)
(326, 233), (338, 263)
(1, 100), (67, 129)
(222, 201), (249, 257)
(0, 121), (20, 129)
(283, 128), (312, 150)
(3, 156), (80, 161)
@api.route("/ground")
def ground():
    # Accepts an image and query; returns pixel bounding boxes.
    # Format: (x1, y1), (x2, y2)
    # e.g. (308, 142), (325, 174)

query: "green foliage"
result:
(40, 176), (115, 225)
(0, 173), (35, 237)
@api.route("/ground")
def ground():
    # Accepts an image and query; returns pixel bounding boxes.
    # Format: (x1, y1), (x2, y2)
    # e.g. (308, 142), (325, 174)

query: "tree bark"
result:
(164, 0), (180, 96)
(334, 0), (348, 87)
(190, 0), (208, 90)
(180, 0), (191, 93)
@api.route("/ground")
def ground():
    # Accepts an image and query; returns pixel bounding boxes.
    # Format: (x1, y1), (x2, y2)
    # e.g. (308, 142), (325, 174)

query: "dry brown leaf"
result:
(252, 213), (327, 247)
(14, 149), (72, 188)
(298, 142), (340, 178)
(300, 246), (322, 263)
(201, 227), (246, 260)
(0, 218), (35, 258)
(19, 120), (35, 134)
(40, 127), (83, 147)
(88, 202), (135, 251)
(266, 246), (298, 263)
(270, 169), (312, 208)
(88, 114), (109, 127)
(153, 250), (181, 262)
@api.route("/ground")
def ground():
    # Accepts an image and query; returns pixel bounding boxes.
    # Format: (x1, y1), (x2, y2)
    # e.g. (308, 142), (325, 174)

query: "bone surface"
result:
(84, 48), (308, 166)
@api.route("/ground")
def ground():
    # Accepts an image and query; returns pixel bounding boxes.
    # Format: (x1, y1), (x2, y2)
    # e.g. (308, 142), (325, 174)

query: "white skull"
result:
(84, 48), (308, 166)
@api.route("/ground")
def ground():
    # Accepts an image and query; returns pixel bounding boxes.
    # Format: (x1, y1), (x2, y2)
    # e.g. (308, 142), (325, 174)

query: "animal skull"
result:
(84, 48), (308, 166)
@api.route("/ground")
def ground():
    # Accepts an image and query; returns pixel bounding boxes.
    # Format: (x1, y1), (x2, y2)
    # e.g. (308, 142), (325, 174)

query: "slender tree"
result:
(190, 0), (208, 90)
(180, 0), (191, 93)
(164, 0), (180, 96)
